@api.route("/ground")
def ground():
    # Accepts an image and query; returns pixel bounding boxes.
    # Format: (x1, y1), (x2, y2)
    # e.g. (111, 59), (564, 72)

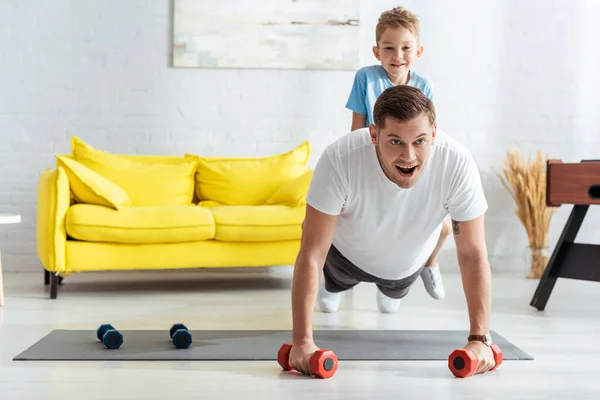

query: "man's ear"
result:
(431, 122), (437, 143)
(369, 123), (378, 145)
(372, 45), (381, 61)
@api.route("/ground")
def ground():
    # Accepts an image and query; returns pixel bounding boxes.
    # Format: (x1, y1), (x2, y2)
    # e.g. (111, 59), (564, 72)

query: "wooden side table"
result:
(0, 213), (22, 307)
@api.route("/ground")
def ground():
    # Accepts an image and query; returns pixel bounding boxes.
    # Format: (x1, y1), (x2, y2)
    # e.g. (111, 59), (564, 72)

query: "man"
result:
(288, 85), (496, 376)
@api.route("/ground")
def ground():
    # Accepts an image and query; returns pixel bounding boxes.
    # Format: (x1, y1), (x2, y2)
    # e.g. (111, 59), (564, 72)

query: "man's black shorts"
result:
(323, 244), (424, 299)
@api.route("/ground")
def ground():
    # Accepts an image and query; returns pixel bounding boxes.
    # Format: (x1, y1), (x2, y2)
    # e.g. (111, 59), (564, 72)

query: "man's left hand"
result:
(464, 340), (496, 374)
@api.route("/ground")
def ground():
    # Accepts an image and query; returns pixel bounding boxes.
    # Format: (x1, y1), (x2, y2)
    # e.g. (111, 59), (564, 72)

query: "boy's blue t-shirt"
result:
(346, 65), (434, 127)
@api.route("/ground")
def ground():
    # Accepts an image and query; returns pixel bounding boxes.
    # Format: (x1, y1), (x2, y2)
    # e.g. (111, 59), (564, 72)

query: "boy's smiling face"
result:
(373, 27), (423, 85)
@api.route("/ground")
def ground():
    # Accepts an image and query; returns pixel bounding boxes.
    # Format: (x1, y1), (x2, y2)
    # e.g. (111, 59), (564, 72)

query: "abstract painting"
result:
(172, 0), (360, 70)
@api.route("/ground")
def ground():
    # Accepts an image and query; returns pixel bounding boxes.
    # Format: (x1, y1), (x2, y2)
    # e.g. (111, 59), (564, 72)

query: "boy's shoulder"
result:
(354, 64), (385, 81)
(408, 69), (434, 100)
(409, 69), (434, 88)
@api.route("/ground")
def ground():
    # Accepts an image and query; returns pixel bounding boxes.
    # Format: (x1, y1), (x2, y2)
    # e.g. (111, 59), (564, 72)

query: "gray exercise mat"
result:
(13, 329), (533, 361)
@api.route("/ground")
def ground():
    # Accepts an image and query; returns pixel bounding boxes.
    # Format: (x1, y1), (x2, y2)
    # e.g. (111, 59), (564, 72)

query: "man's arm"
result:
(451, 214), (491, 336)
(291, 205), (338, 346)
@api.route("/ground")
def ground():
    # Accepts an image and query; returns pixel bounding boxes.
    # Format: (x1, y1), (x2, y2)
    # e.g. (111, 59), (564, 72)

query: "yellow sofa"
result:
(37, 137), (313, 299)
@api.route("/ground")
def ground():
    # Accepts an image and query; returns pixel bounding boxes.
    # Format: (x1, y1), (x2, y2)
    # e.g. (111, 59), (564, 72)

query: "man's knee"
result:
(323, 262), (359, 293)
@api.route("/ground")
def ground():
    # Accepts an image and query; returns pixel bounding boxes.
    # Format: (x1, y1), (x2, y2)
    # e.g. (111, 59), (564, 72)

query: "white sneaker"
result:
(420, 264), (445, 299)
(317, 278), (341, 313)
(376, 289), (401, 313)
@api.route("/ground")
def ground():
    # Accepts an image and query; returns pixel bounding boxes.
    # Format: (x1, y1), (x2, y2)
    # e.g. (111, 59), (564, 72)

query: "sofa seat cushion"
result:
(206, 204), (305, 242)
(66, 204), (215, 244)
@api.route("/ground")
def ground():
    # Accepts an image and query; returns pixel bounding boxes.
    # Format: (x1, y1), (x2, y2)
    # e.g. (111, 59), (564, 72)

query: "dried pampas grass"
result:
(496, 146), (556, 279)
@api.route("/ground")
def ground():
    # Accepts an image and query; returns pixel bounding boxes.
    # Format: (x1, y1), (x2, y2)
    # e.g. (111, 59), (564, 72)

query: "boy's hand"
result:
(289, 341), (320, 376)
(464, 341), (496, 374)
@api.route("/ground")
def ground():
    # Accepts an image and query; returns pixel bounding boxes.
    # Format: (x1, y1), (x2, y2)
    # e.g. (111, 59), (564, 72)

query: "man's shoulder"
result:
(433, 130), (475, 165)
(325, 128), (372, 160)
(431, 130), (488, 222)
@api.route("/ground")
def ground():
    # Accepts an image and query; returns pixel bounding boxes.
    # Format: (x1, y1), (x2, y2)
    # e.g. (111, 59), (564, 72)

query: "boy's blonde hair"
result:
(376, 6), (420, 44)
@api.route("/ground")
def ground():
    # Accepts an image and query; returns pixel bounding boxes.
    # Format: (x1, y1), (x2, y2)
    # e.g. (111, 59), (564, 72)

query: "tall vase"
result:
(526, 246), (549, 279)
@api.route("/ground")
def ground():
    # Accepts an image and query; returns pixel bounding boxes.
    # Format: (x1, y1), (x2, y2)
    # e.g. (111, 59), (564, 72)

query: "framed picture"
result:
(173, 0), (360, 70)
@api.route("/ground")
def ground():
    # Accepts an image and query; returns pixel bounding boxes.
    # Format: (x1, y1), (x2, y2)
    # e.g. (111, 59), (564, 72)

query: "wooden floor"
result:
(0, 268), (599, 399)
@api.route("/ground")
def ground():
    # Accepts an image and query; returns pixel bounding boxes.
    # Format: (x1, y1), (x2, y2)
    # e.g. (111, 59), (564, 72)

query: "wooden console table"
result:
(530, 160), (600, 310)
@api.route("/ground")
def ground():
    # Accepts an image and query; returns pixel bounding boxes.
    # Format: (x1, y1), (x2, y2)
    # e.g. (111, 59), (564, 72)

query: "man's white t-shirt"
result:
(306, 128), (488, 281)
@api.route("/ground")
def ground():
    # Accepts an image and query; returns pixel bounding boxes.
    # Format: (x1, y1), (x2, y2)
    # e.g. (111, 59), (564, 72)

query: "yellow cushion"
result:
(66, 204), (215, 244)
(71, 136), (197, 207)
(209, 205), (305, 242)
(265, 170), (313, 206)
(188, 141), (310, 206)
(56, 156), (131, 210)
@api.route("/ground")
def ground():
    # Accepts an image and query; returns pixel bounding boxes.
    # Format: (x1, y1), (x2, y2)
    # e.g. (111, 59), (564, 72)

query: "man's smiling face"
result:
(369, 113), (436, 189)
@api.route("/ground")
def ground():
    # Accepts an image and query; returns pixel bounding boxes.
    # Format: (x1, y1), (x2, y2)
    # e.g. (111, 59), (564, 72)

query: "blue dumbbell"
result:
(96, 324), (123, 349)
(169, 323), (192, 349)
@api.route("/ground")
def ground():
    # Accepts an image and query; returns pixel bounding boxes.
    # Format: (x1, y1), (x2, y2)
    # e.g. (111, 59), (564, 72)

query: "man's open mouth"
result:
(396, 165), (417, 176)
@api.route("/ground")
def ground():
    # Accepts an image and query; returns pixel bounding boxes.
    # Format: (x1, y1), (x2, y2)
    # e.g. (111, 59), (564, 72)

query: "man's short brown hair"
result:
(376, 6), (420, 44)
(373, 86), (436, 129)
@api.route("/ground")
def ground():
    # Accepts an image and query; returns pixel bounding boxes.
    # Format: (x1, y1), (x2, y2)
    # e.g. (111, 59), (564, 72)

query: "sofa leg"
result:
(50, 273), (58, 299)
(44, 269), (50, 285)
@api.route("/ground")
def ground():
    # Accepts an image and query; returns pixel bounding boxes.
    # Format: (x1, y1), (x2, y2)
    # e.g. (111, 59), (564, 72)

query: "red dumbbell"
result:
(448, 343), (503, 378)
(277, 342), (338, 379)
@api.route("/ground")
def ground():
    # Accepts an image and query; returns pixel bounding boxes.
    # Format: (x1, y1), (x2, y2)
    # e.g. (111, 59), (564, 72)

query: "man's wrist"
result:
(292, 333), (314, 346)
(467, 332), (493, 346)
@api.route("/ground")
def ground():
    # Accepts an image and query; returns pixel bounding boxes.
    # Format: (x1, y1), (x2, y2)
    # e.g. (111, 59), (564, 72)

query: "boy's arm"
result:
(424, 81), (434, 102)
(292, 205), (338, 345)
(350, 112), (367, 131)
(346, 69), (368, 131)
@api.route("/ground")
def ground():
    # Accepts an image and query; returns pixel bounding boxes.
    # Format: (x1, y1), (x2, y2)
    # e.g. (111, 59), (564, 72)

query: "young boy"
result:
(346, 6), (434, 130)
(332, 6), (451, 311)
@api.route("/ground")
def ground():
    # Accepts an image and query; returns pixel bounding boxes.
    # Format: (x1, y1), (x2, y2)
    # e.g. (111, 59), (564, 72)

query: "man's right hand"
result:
(288, 341), (320, 376)
(290, 205), (337, 375)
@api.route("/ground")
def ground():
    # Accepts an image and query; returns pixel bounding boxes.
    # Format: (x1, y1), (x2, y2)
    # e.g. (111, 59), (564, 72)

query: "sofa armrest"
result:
(36, 167), (70, 273)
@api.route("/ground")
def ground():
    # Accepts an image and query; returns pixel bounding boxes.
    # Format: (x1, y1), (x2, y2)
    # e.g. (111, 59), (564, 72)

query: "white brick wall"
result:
(0, 0), (598, 274)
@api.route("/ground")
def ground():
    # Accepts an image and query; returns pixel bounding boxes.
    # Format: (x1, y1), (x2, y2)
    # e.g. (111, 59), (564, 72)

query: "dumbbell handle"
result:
(277, 343), (338, 379)
(449, 343), (503, 378)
